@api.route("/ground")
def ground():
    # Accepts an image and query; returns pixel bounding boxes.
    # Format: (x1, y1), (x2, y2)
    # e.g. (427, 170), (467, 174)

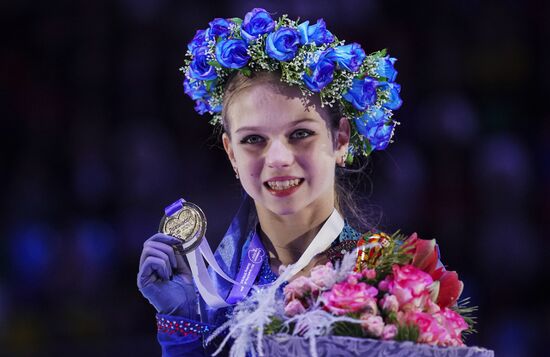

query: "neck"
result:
(255, 198), (334, 267)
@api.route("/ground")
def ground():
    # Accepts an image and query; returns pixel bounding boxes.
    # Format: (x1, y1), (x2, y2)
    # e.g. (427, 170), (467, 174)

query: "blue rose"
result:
(302, 50), (335, 92)
(379, 82), (402, 110)
(215, 39), (250, 69)
(327, 43), (366, 72)
(194, 97), (221, 115)
(194, 100), (209, 115)
(241, 8), (275, 42)
(342, 77), (378, 111)
(265, 27), (300, 62)
(188, 29), (208, 54)
(208, 18), (231, 39)
(297, 19), (334, 46)
(184, 78), (209, 100)
(189, 47), (217, 80)
(375, 56), (398, 82)
(355, 108), (394, 150)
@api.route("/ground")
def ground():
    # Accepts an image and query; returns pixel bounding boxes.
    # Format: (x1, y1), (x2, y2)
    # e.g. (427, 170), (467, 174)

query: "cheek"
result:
(235, 151), (263, 185)
(299, 148), (336, 186)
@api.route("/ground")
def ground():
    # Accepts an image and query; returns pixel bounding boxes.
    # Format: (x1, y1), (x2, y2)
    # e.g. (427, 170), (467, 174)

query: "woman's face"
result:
(222, 81), (350, 216)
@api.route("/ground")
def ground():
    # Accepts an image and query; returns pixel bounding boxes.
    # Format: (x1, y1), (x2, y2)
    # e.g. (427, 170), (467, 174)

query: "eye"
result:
(240, 135), (265, 145)
(290, 129), (314, 140)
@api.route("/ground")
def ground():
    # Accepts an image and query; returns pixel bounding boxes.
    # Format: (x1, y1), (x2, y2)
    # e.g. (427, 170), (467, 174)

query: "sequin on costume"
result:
(156, 315), (211, 337)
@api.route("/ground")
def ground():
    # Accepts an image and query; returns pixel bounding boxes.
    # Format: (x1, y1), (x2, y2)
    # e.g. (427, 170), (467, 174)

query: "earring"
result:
(233, 167), (239, 179)
(339, 154), (346, 168)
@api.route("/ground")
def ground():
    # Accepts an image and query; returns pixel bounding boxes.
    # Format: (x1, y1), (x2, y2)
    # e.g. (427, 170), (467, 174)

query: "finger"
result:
(147, 233), (182, 245)
(141, 240), (178, 269)
(140, 256), (170, 282)
(141, 233), (180, 265)
(140, 245), (173, 276)
(137, 261), (159, 289)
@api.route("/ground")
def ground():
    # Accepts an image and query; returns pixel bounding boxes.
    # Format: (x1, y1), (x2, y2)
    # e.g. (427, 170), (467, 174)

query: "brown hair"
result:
(221, 71), (378, 233)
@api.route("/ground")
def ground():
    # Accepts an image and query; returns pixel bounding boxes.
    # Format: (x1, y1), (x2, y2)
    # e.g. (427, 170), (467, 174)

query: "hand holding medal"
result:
(157, 198), (263, 308)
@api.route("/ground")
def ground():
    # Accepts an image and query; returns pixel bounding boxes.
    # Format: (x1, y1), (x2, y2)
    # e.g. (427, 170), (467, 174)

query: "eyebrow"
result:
(234, 118), (318, 134)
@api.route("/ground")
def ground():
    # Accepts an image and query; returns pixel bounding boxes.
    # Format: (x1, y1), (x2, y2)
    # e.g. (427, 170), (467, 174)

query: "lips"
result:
(264, 177), (304, 197)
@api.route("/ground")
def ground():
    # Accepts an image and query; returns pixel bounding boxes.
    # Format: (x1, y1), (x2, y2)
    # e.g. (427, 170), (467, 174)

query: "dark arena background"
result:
(1, 0), (548, 356)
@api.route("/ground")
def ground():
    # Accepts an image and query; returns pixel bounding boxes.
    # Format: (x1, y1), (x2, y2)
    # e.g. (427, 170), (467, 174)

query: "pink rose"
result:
(401, 309), (467, 346)
(382, 324), (398, 340)
(284, 299), (307, 317)
(434, 307), (468, 346)
(424, 299), (441, 314)
(310, 262), (337, 289)
(403, 311), (449, 345)
(378, 278), (390, 292)
(360, 314), (385, 337)
(385, 264), (433, 312)
(346, 272), (362, 285)
(322, 280), (378, 315)
(284, 276), (318, 302)
(361, 268), (377, 280)
(380, 294), (399, 313)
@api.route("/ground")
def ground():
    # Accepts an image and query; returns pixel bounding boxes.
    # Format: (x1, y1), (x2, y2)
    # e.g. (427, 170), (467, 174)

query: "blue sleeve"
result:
(156, 314), (214, 357)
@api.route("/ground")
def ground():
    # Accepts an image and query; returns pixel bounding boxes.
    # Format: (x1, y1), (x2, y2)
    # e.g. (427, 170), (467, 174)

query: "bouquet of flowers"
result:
(208, 232), (489, 357)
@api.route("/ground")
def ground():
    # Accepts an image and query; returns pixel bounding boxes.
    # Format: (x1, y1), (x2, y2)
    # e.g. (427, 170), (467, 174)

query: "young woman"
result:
(138, 8), (401, 356)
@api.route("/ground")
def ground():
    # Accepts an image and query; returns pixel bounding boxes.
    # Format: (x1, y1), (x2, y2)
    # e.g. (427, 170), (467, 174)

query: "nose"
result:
(265, 138), (294, 168)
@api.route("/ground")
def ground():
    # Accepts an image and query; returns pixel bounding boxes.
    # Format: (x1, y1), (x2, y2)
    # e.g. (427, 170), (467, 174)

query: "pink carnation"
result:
(322, 280), (378, 315)
(384, 264), (433, 312)
(360, 314), (385, 337)
(284, 299), (307, 317)
(309, 262), (337, 289)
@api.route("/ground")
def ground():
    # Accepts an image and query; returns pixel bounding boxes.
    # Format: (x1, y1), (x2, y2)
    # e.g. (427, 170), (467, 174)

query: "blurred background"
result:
(1, 0), (548, 355)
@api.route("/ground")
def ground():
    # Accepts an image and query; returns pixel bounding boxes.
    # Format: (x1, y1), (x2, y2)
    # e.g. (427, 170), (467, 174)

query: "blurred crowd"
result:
(1, 0), (548, 356)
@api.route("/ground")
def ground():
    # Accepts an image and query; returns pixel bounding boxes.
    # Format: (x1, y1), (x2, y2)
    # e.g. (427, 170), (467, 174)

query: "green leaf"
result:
(230, 17), (243, 26)
(264, 317), (284, 335)
(344, 153), (354, 166)
(395, 324), (420, 342)
(207, 60), (222, 69)
(205, 80), (215, 92)
(240, 66), (252, 77)
(332, 321), (364, 338)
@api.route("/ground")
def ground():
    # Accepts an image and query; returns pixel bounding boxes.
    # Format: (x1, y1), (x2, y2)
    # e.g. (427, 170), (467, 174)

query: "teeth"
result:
(267, 179), (301, 190)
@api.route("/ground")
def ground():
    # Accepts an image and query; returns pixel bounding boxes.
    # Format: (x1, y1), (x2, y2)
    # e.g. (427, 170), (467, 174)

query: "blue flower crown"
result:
(181, 8), (402, 161)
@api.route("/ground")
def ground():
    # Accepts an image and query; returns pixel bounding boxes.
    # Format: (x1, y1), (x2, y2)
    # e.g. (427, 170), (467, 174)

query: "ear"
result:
(222, 132), (237, 167)
(335, 117), (350, 157)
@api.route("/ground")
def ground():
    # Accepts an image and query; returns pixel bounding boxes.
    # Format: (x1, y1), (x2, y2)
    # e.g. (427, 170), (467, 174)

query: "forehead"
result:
(226, 82), (327, 131)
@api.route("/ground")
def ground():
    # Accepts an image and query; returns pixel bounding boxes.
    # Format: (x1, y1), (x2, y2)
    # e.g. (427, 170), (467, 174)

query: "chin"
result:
(255, 198), (303, 217)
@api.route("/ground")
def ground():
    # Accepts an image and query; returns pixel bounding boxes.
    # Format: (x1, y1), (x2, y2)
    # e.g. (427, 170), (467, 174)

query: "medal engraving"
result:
(159, 201), (206, 253)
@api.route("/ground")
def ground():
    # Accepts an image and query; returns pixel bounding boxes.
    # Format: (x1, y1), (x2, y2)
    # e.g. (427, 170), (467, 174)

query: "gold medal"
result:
(159, 201), (206, 254)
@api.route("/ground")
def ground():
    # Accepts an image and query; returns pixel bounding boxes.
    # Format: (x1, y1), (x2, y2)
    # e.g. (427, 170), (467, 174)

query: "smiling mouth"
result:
(264, 178), (304, 191)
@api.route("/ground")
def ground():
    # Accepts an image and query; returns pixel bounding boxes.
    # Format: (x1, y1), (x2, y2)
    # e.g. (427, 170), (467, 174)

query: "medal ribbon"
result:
(165, 199), (344, 308)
